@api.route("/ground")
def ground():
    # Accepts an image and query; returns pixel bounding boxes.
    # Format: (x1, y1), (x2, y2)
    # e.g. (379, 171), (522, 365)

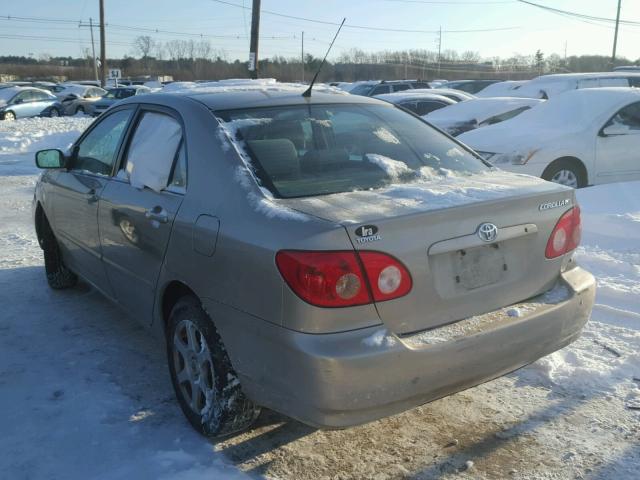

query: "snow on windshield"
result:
(161, 78), (346, 96)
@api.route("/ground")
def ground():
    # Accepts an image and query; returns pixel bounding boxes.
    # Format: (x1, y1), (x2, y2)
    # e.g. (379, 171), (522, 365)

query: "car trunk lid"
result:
(281, 170), (576, 334)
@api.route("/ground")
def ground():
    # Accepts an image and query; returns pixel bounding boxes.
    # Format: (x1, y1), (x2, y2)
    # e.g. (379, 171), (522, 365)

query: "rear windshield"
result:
(217, 103), (489, 198)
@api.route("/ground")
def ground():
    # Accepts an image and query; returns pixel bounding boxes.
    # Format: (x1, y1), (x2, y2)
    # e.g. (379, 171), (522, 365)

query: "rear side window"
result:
(122, 111), (184, 192)
(392, 84), (410, 92)
(218, 104), (488, 198)
(74, 109), (133, 175)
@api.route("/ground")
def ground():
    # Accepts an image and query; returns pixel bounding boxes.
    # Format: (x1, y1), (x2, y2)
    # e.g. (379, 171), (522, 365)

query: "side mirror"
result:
(35, 149), (66, 169)
(602, 123), (631, 136)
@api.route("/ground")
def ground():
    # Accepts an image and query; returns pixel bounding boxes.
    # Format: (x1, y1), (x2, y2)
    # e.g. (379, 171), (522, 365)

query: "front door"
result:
(595, 101), (640, 184)
(50, 107), (135, 296)
(98, 108), (186, 324)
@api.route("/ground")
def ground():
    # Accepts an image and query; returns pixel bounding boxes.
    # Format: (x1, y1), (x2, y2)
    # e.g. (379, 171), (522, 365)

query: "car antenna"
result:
(302, 18), (346, 98)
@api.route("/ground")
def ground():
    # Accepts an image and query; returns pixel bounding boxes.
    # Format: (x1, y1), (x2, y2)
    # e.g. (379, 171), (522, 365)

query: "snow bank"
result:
(0, 116), (93, 156)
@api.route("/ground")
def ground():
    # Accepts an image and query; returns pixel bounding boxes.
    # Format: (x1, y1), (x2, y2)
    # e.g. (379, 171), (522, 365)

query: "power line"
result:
(209, 0), (520, 34)
(516, 0), (640, 27)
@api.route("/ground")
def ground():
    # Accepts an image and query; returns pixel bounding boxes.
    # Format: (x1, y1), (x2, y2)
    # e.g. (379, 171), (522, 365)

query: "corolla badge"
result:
(477, 222), (498, 242)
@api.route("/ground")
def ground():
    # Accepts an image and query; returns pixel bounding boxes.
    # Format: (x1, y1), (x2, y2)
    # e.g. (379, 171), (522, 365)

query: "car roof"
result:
(181, 89), (387, 111)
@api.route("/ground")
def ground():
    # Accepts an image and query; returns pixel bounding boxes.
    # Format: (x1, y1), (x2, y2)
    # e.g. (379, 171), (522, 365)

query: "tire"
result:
(49, 108), (60, 118)
(167, 296), (261, 437)
(3, 111), (16, 121)
(40, 214), (78, 289)
(77, 106), (85, 115)
(542, 159), (586, 189)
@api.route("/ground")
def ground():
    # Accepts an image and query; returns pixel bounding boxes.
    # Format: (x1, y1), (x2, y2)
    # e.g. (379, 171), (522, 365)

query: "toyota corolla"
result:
(32, 87), (595, 437)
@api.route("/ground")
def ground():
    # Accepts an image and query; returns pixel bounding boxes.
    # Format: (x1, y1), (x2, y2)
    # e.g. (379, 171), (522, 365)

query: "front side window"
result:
(371, 85), (391, 95)
(392, 84), (410, 92)
(607, 102), (640, 130)
(217, 103), (488, 198)
(74, 109), (133, 175)
(122, 111), (183, 191)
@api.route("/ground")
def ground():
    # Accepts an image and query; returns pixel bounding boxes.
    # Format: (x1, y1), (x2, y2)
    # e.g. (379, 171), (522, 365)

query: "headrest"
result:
(246, 139), (300, 181)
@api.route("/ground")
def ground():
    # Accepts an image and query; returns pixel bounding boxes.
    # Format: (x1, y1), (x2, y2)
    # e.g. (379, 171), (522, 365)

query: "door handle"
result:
(87, 188), (99, 204)
(145, 206), (169, 224)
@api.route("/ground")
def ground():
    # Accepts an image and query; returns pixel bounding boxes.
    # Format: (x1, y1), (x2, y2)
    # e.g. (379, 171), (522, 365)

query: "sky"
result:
(1, 0), (639, 63)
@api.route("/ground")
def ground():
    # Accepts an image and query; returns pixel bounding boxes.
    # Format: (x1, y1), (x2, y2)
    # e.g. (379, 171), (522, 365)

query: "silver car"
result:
(32, 90), (595, 437)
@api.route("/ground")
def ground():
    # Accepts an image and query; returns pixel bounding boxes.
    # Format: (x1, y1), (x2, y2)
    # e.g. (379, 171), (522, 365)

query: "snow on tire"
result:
(167, 296), (261, 437)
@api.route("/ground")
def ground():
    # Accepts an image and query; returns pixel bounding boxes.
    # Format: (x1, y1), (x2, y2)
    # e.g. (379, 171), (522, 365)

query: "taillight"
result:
(358, 251), (412, 302)
(275, 250), (412, 307)
(545, 206), (581, 259)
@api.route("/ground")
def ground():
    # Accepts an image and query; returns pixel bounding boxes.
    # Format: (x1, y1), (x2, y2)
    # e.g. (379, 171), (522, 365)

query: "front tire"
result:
(542, 159), (586, 189)
(49, 108), (60, 118)
(3, 111), (16, 121)
(167, 296), (261, 437)
(40, 215), (78, 289)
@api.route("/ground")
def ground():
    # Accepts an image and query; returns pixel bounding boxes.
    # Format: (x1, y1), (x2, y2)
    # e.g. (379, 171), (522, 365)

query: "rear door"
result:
(98, 107), (186, 325)
(595, 101), (640, 184)
(50, 107), (135, 296)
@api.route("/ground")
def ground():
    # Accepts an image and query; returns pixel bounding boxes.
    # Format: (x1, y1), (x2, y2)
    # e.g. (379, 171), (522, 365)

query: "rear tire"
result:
(40, 215), (77, 289)
(167, 296), (261, 437)
(542, 159), (586, 189)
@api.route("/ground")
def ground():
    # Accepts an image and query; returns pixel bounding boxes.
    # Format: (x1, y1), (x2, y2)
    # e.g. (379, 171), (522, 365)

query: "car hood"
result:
(281, 169), (562, 225)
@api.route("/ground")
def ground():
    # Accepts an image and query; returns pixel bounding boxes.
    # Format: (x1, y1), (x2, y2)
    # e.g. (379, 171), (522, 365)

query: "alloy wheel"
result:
(4, 112), (15, 121)
(172, 319), (216, 416)
(551, 169), (579, 188)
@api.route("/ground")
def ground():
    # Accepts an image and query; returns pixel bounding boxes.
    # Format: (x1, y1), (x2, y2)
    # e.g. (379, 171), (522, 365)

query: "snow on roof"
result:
(374, 92), (454, 104)
(457, 87), (640, 149)
(425, 97), (543, 126)
(475, 81), (528, 98)
(161, 78), (346, 96)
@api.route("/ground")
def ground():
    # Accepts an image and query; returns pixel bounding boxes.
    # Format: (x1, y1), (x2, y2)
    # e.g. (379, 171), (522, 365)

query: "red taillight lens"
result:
(545, 206), (582, 259)
(358, 251), (413, 302)
(276, 250), (412, 307)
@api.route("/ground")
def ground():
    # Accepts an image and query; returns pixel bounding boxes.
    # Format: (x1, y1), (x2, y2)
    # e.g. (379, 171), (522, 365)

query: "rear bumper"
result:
(205, 266), (595, 429)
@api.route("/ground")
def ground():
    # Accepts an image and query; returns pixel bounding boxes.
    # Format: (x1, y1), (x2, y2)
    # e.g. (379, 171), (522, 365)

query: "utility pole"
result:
(99, 0), (106, 87)
(301, 31), (304, 83)
(89, 18), (98, 83)
(249, 0), (261, 79)
(437, 26), (442, 78)
(611, 0), (622, 68)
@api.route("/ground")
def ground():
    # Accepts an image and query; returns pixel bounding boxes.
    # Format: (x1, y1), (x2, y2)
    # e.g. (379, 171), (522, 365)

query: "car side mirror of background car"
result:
(35, 149), (66, 169)
(601, 123), (632, 136)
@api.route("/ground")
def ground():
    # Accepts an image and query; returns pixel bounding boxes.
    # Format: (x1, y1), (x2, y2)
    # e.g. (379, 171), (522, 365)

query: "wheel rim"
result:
(551, 169), (579, 188)
(172, 320), (216, 416)
(50, 109), (59, 117)
(5, 112), (15, 120)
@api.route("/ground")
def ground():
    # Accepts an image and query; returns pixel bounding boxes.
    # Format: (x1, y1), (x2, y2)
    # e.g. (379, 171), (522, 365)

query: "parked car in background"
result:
(613, 66), (640, 72)
(375, 92), (456, 115)
(350, 80), (432, 96)
(504, 72), (640, 99)
(91, 85), (151, 116)
(428, 79), (448, 88)
(441, 79), (502, 94)
(425, 97), (543, 136)
(475, 80), (528, 98)
(31, 81), (59, 92)
(409, 88), (475, 103)
(0, 87), (63, 120)
(33, 86), (594, 437)
(458, 88), (640, 188)
(60, 86), (108, 115)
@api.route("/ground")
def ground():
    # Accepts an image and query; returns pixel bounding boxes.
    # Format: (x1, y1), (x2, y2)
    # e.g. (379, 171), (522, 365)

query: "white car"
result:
(502, 72), (640, 99)
(424, 97), (543, 136)
(457, 88), (640, 188)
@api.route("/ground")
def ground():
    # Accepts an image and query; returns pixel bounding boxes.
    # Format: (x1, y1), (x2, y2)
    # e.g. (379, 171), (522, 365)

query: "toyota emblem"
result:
(477, 223), (498, 242)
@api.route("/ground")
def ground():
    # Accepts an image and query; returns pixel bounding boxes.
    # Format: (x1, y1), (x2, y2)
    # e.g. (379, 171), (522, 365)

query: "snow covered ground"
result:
(0, 117), (638, 479)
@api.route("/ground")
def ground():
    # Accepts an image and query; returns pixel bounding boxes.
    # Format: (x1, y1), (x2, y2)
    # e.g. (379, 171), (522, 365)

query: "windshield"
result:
(217, 103), (489, 198)
(104, 88), (136, 99)
(0, 88), (18, 103)
(350, 84), (375, 96)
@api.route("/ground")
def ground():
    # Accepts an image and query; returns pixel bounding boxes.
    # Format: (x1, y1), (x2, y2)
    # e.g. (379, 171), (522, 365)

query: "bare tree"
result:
(134, 36), (157, 59)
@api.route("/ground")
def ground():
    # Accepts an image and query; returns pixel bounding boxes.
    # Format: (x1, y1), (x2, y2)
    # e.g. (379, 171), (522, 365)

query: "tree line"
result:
(1, 36), (637, 83)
